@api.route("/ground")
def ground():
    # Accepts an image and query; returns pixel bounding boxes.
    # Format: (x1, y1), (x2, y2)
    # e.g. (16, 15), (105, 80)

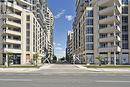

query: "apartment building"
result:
(69, 0), (130, 65)
(0, 0), (51, 65)
(72, 0), (93, 63)
(46, 7), (54, 61)
(66, 31), (74, 63)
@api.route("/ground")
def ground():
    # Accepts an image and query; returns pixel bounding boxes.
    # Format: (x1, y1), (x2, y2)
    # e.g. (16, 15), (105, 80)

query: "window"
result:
(26, 39), (30, 44)
(99, 24), (107, 29)
(99, 34), (107, 38)
(86, 35), (93, 42)
(3, 44), (6, 48)
(86, 27), (93, 34)
(99, 16), (107, 20)
(26, 23), (30, 29)
(86, 10), (93, 17)
(26, 46), (30, 51)
(33, 18), (35, 24)
(86, 19), (93, 25)
(122, 0), (128, 4)
(86, 44), (93, 50)
(26, 31), (30, 37)
(99, 6), (107, 11)
(8, 44), (11, 48)
(122, 42), (128, 49)
(13, 44), (20, 49)
(122, 25), (128, 32)
(122, 16), (128, 23)
(122, 7), (128, 14)
(26, 15), (30, 21)
(122, 35), (128, 40)
(100, 43), (107, 48)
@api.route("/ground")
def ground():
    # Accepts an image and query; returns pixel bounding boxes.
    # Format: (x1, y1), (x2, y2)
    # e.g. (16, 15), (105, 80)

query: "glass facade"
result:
(122, 0), (128, 4)
(86, 9), (94, 51)
(122, 0), (129, 49)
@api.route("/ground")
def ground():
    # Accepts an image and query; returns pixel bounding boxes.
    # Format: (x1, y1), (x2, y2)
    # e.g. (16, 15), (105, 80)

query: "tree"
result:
(66, 54), (73, 63)
(6, 52), (13, 67)
(96, 55), (104, 66)
(52, 55), (57, 63)
(33, 53), (39, 66)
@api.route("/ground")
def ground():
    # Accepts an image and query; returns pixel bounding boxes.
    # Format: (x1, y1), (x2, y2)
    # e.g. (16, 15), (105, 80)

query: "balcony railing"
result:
(99, 15), (120, 24)
(98, 46), (121, 52)
(99, 25), (121, 33)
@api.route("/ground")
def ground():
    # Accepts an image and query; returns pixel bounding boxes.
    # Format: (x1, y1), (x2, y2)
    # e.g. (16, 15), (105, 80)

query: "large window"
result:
(122, 42), (128, 49)
(122, 25), (128, 32)
(122, 7), (128, 14)
(86, 10), (93, 17)
(122, 35), (128, 41)
(26, 46), (30, 51)
(86, 35), (93, 42)
(26, 31), (30, 37)
(122, 16), (128, 23)
(86, 44), (93, 50)
(26, 23), (30, 29)
(100, 43), (107, 48)
(86, 19), (93, 25)
(99, 24), (107, 29)
(122, 0), (128, 4)
(99, 33), (107, 38)
(86, 27), (93, 34)
(26, 15), (30, 21)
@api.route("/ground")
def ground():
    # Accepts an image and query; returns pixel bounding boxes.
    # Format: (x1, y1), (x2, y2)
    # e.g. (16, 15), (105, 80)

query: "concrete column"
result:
(114, 52), (116, 65)
(108, 52), (111, 65)
(0, 53), (3, 64)
(119, 52), (122, 64)
(5, 54), (8, 67)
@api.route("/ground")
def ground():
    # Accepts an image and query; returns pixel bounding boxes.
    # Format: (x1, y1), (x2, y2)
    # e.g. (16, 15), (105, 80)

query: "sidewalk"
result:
(75, 65), (130, 73)
(0, 64), (53, 73)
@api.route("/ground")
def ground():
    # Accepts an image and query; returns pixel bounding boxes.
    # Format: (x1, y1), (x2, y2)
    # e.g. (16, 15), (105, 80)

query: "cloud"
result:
(57, 43), (61, 46)
(55, 47), (63, 50)
(55, 10), (66, 19)
(65, 15), (74, 21)
(54, 43), (62, 46)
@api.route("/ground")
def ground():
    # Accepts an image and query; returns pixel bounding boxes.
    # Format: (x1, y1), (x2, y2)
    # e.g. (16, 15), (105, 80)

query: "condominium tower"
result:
(0, 0), (53, 65)
(67, 0), (130, 65)
(66, 31), (74, 63)
(46, 7), (54, 61)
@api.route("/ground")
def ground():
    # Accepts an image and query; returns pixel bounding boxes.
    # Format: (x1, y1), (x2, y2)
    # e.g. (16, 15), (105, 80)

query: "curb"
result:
(0, 64), (53, 73)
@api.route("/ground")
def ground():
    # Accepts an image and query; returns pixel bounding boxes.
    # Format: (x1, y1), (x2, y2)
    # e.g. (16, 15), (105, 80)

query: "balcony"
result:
(4, 30), (21, 36)
(98, 0), (121, 6)
(99, 25), (121, 33)
(6, 14), (21, 19)
(99, 36), (121, 42)
(5, 39), (21, 44)
(4, 48), (22, 53)
(5, 20), (21, 28)
(98, 46), (121, 52)
(5, 2), (22, 11)
(16, 0), (32, 6)
(99, 5), (121, 15)
(99, 15), (120, 24)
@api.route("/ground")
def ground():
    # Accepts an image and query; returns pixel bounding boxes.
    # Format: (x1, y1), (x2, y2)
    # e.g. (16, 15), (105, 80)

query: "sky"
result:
(48, 0), (75, 58)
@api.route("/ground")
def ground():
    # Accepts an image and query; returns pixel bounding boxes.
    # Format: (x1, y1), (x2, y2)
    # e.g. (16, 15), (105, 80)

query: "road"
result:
(0, 64), (130, 87)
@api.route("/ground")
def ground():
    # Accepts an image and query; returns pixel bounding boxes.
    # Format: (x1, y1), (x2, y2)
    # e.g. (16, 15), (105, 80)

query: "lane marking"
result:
(0, 79), (32, 82)
(96, 80), (130, 83)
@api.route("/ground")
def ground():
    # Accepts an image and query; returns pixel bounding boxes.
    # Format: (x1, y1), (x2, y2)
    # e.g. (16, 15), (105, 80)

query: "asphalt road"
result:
(0, 64), (130, 87)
